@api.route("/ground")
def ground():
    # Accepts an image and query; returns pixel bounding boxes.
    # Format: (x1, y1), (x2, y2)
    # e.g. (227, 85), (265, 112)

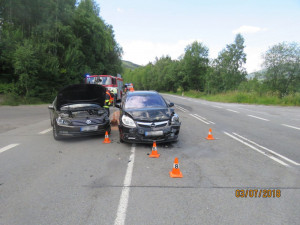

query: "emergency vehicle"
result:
(85, 74), (123, 101)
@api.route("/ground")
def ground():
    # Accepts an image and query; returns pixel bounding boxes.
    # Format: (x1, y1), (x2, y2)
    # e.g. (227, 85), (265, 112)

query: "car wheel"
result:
(53, 122), (62, 140)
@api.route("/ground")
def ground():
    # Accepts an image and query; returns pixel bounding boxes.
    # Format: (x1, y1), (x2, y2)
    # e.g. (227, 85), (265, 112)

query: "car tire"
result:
(53, 121), (62, 140)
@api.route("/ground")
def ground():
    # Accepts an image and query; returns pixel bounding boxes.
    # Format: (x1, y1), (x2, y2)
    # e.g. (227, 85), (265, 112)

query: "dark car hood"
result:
(56, 84), (106, 109)
(125, 108), (172, 121)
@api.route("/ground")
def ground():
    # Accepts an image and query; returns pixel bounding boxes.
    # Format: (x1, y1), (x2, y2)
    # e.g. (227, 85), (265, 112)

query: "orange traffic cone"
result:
(169, 157), (183, 178)
(149, 141), (160, 158)
(206, 128), (215, 140)
(102, 131), (111, 143)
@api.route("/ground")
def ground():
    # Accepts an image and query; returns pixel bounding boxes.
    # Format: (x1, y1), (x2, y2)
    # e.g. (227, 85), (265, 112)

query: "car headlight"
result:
(122, 115), (136, 128)
(56, 117), (70, 125)
(171, 114), (179, 124)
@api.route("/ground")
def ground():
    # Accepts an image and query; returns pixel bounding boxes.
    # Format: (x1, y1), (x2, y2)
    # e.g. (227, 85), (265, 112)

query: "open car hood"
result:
(56, 84), (106, 110)
(125, 108), (171, 122)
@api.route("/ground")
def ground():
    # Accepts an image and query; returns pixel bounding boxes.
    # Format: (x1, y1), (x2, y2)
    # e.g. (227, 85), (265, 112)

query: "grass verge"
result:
(164, 90), (300, 106)
(0, 93), (47, 106)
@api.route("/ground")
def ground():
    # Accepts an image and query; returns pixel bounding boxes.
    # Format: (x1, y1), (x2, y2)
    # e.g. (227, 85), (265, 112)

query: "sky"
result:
(96, 0), (300, 73)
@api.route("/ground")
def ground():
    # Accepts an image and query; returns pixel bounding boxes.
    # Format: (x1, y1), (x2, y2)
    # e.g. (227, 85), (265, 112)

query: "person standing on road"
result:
(112, 88), (118, 107)
(104, 89), (114, 117)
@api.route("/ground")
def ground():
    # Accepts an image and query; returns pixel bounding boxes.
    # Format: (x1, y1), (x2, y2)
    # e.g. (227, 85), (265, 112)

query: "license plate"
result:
(80, 125), (98, 132)
(145, 131), (163, 137)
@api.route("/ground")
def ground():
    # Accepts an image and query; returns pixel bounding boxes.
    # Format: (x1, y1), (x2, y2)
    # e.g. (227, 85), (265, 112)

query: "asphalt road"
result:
(0, 95), (299, 225)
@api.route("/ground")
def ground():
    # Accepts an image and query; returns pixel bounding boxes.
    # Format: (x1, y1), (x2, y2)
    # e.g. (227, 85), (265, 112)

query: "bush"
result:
(0, 83), (14, 94)
(0, 93), (45, 106)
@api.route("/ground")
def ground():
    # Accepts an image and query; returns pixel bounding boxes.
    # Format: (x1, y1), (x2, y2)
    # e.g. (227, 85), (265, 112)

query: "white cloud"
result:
(233, 25), (267, 34)
(244, 46), (267, 73)
(120, 39), (202, 65)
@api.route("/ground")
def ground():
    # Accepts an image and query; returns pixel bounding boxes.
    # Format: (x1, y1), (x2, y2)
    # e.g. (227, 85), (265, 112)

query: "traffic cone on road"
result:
(149, 141), (160, 158)
(169, 157), (183, 178)
(206, 128), (215, 140)
(102, 131), (111, 144)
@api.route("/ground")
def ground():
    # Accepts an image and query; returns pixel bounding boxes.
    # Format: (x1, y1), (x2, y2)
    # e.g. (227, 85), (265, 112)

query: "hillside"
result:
(122, 60), (141, 70)
(247, 69), (266, 80)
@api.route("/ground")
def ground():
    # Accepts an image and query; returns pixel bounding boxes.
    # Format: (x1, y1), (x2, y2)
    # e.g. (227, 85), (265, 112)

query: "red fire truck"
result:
(85, 74), (123, 101)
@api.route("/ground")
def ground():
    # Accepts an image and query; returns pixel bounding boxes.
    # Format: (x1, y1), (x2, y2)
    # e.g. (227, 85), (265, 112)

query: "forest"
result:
(0, 0), (122, 102)
(123, 36), (300, 105)
(1, 1), (299, 105)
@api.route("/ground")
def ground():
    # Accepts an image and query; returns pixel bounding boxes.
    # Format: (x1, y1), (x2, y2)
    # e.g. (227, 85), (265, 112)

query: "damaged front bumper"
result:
(119, 122), (181, 143)
(56, 121), (110, 137)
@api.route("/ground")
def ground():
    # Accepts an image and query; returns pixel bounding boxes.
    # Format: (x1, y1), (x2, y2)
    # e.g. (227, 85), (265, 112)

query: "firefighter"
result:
(104, 89), (114, 117)
(112, 88), (118, 107)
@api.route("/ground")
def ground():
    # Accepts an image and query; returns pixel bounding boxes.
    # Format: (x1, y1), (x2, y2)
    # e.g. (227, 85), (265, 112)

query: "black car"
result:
(117, 91), (181, 143)
(48, 84), (110, 140)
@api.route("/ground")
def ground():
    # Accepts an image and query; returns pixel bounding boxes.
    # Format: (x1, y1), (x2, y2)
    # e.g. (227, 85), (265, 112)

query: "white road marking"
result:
(212, 105), (223, 109)
(176, 108), (186, 112)
(194, 114), (216, 124)
(233, 132), (300, 166)
(247, 115), (270, 121)
(208, 120), (216, 124)
(0, 144), (20, 154)
(236, 107), (266, 115)
(282, 124), (300, 131)
(224, 132), (289, 167)
(226, 109), (239, 113)
(194, 114), (206, 120)
(39, 128), (52, 134)
(175, 105), (188, 112)
(114, 145), (136, 225)
(190, 114), (210, 124)
(175, 106), (186, 112)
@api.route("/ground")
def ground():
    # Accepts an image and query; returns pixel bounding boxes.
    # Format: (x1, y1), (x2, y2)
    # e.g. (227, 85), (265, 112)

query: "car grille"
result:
(71, 118), (104, 126)
(136, 121), (168, 128)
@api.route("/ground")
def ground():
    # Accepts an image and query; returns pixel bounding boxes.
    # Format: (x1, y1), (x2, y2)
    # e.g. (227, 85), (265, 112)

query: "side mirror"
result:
(48, 105), (54, 110)
(168, 102), (174, 107)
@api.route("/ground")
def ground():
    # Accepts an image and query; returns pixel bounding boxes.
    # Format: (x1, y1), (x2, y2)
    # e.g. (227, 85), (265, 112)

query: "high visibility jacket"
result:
(104, 91), (114, 108)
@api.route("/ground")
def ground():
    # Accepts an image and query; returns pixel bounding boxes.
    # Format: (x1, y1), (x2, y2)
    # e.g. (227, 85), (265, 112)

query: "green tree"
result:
(0, 0), (123, 101)
(13, 40), (39, 97)
(182, 41), (209, 91)
(262, 42), (300, 97)
(209, 34), (247, 92)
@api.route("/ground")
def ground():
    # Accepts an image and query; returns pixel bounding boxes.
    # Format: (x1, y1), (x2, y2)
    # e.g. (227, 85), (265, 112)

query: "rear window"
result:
(125, 94), (167, 109)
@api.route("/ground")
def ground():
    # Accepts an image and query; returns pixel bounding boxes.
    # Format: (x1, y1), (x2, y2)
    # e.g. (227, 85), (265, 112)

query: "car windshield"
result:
(125, 94), (167, 109)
